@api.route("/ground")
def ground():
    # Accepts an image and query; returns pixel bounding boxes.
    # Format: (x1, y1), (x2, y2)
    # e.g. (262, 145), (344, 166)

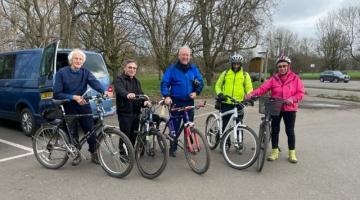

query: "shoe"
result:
(169, 150), (176, 158)
(91, 152), (100, 165)
(288, 150), (298, 163)
(71, 154), (82, 166)
(267, 148), (280, 161)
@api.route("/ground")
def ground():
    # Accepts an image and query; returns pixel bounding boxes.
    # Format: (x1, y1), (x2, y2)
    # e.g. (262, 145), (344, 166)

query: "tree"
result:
(78, 0), (136, 82)
(129, 0), (198, 78)
(316, 12), (349, 70)
(195, 0), (274, 85)
(337, 6), (360, 65)
(0, 0), (59, 48)
(58, 0), (100, 48)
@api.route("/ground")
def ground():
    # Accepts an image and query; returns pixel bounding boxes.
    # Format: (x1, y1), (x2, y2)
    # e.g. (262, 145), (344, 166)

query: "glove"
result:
(217, 93), (226, 101)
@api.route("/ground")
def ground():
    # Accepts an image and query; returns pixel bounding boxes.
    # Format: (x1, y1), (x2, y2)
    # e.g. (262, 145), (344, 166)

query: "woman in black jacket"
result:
(114, 59), (150, 145)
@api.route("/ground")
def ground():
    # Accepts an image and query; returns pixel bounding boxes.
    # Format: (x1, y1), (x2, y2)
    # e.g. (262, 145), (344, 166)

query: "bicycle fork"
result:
(184, 123), (200, 153)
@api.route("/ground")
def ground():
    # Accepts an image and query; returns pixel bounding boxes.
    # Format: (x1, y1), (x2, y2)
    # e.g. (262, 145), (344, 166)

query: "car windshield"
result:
(333, 71), (343, 76)
(83, 54), (108, 78)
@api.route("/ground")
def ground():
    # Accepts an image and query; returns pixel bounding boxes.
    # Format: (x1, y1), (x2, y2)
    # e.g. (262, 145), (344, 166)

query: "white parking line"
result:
(0, 138), (33, 152)
(0, 138), (34, 163)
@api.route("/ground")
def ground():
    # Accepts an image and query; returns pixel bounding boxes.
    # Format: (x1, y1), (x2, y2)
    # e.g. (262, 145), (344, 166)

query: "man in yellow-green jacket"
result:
(215, 54), (253, 150)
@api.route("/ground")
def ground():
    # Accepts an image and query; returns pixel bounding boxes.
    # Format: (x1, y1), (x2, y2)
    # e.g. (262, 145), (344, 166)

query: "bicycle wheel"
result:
(135, 129), (168, 179)
(184, 127), (211, 174)
(97, 127), (135, 178)
(205, 114), (220, 150)
(256, 123), (270, 172)
(32, 125), (69, 169)
(221, 125), (259, 170)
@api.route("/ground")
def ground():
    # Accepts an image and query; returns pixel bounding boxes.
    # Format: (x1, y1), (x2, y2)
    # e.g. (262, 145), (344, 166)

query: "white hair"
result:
(68, 49), (86, 65)
(178, 45), (192, 55)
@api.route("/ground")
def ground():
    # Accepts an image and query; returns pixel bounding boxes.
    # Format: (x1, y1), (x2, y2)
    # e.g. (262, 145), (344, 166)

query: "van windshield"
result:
(83, 54), (108, 78)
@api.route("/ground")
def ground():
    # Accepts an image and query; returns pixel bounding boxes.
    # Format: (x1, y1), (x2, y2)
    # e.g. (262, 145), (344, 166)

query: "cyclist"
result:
(214, 53), (253, 150)
(114, 59), (151, 146)
(161, 45), (204, 157)
(246, 55), (305, 163)
(54, 49), (112, 165)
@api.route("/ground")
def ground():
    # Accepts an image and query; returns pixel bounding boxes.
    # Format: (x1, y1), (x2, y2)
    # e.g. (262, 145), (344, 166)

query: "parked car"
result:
(250, 72), (264, 82)
(319, 70), (350, 83)
(0, 41), (115, 136)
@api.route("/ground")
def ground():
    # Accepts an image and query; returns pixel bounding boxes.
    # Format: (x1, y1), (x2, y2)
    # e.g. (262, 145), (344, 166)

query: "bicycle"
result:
(159, 100), (211, 174)
(133, 95), (168, 179)
(32, 92), (135, 178)
(205, 95), (259, 170)
(255, 96), (285, 173)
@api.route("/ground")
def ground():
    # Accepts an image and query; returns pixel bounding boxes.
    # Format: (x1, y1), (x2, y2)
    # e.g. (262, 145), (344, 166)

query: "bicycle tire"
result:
(256, 123), (270, 172)
(135, 129), (168, 179)
(97, 127), (135, 178)
(205, 114), (220, 150)
(32, 125), (69, 169)
(184, 127), (211, 174)
(221, 125), (259, 170)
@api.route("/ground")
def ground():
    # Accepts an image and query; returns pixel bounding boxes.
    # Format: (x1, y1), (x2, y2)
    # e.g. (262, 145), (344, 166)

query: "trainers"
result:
(267, 148), (280, 161)
(288, 150), (298, 164)
(71, 154), (82, 166)
(169, 150), (176, 158)
(91, 152), (100, 165)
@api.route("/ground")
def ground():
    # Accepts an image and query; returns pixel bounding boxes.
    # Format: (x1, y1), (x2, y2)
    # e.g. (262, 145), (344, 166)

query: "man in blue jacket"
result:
(161, 45), (204, 157)
(54, 49), (112, 165)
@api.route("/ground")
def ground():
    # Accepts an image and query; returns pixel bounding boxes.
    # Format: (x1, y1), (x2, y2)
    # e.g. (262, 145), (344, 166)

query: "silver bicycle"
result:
(205, 95), (259, 170)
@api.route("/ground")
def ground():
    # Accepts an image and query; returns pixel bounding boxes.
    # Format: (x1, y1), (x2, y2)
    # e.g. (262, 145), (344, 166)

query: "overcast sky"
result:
(272, 0), (360, 39)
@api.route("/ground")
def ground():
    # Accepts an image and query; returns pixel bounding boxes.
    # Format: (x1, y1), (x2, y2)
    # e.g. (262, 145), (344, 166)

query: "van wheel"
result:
(20, 108), (36, 136)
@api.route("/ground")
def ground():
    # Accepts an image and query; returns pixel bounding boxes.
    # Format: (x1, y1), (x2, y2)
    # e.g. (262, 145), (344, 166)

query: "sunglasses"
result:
(277, 64), (288, 69)
(127, 66), (137, 70)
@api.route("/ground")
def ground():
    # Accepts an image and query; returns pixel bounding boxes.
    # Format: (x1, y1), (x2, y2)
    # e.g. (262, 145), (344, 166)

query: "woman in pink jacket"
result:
(248, 55), (305, 163)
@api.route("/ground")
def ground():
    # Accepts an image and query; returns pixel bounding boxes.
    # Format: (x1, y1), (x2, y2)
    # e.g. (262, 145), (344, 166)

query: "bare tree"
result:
(195, 0), (274, 85)
(1, 0), (59, 48)
(59, 0), (100, 48)
(337, 6), (360, 64)
(129, 0), (198, 78)
(78, 0), (136, 82)
(316, 12), (349, 70)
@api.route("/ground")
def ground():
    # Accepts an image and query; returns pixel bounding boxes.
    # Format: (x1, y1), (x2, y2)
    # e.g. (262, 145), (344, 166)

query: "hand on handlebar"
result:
(73, 95), (88, 105)
(144, 100), (152, 107)
(127, 93), (136, 99)
(164, 97), (172, 105)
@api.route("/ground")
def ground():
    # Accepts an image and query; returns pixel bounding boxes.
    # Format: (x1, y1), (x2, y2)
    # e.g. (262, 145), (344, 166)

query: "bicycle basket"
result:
(259, 96), (283, 116)
(42, 108), (63, 121)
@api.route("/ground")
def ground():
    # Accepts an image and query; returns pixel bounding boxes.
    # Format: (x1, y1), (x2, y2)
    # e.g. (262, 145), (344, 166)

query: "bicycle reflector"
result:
(108, 85), (113, 92)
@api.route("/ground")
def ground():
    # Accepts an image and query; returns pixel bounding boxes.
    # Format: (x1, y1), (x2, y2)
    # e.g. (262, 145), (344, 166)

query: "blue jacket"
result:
(161, 62), (204, 101)
(54, 66), (104, 100)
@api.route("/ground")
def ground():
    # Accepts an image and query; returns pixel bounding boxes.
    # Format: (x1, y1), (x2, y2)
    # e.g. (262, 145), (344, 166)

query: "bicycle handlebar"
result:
(170, 101), (206, 112)
(218, 94), (255, 107)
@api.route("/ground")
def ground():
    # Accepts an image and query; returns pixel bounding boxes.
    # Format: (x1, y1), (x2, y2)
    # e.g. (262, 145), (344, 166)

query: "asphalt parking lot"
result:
(1, 95), (360, 200)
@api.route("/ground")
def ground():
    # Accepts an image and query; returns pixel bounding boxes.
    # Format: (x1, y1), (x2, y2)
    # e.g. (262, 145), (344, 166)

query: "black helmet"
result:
(276, 55), (291, 64)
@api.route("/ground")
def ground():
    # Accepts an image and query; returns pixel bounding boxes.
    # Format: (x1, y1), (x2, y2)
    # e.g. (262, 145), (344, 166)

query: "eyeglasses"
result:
(127, 66), (137, 70)
(277, 64), (288, 69)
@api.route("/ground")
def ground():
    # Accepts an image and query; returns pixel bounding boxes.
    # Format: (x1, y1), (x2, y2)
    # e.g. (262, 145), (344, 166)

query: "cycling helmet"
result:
(230, 54), (244, 64)
(276, 55), (291, 64)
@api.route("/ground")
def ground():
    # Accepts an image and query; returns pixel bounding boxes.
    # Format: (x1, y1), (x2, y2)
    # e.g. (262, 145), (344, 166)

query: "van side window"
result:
(15, 53), (41, 79)
(0, 55), (15, 79)
(40, 45), (56, 76)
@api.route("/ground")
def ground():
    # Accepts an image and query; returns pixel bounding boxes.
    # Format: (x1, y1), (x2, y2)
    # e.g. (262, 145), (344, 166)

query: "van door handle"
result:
(4, 82), (10, 87)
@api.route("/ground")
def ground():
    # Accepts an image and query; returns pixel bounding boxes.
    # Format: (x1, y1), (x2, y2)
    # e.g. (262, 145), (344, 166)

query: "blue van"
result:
(0, 41), (115, 136)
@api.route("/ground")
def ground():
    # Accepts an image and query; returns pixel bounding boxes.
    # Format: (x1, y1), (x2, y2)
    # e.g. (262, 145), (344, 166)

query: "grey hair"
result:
(68, 49), (86, 65)
(178, 45), (192, 55)
(119, 59), (137, 75)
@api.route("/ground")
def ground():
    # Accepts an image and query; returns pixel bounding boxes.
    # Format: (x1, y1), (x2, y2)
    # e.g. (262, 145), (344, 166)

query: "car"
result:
(319, 70), (350, 83)
(0, 41), (115, 136)
(250, 72), (264, 82)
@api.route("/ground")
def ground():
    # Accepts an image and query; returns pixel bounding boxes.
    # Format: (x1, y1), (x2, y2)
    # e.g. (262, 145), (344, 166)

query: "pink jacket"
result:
(251, 71), (305, 111)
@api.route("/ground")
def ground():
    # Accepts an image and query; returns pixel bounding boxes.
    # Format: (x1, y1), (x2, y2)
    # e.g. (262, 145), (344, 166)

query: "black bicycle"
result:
(255, 96), (285, 173)
(32, 93), (135, 178)
(133, 95), (168, 179)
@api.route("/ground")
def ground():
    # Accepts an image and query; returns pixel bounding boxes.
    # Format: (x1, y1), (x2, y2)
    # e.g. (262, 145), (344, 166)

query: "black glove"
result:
(217, 93), (226, 101)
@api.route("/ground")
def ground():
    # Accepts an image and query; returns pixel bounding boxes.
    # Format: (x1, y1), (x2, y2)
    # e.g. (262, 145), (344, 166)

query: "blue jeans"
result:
(169, 98), (194, 153)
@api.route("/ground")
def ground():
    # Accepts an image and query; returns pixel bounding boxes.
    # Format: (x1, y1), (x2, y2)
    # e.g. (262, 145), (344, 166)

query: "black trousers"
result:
(117, 114), (140, 146)
(64, 103), (96, 153)
(271, 111), (296, 150)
